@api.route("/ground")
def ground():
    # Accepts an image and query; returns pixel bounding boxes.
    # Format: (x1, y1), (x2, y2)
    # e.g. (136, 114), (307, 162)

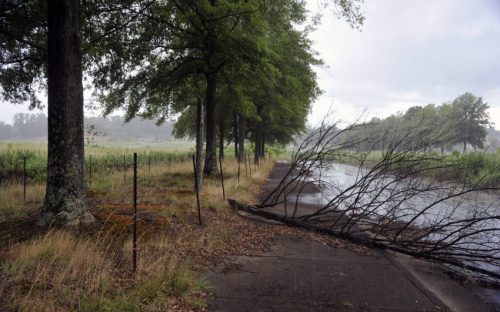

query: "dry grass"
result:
(1, 231), (112, 311)
(0, 229), (202, 311)
(0, 182), (44, 220)
(0, 155), (278, 311)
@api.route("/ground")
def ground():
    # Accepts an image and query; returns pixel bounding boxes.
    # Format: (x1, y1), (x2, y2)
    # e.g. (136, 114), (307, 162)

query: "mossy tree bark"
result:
(203, 74), (218, 176)
(40, 0), (93, 226)
(195, 97), (204, 191)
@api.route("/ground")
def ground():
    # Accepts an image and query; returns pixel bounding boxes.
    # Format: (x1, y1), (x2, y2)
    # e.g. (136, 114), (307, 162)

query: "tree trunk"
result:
(196, 97), (204, 191)
(219, 117), (224, 161)
(440, 144), (444, 154)
(41, 0), (93, 226)
(260, 125), (266, 158)
(463, 141), (467, 153)
(234, 113), (239, 159)
(238, 115), (245, 163)
(203, 74), (218, 175)
(254, 122), (261, 165)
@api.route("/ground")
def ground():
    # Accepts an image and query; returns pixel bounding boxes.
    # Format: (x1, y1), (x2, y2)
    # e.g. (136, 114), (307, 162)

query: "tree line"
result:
(351, 92), (493, 153)
(0, 0), (364, 225)
(0, 113), (175, 141)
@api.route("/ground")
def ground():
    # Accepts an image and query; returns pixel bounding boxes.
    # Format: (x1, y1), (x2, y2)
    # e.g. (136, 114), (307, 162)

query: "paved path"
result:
(205, 161), (499, 311)
(206, 234), (499, 311)
(206, 235), (443, 311)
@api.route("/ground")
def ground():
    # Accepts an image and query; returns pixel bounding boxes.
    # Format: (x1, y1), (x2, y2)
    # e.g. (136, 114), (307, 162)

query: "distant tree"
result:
(12, 113), (47, 138)
(449, 93), (490, 152)
(0, 121), (12, 139)
(349, 94), (491, 154)
(433, 103), (454, 153)
(410, 104), (438, 151)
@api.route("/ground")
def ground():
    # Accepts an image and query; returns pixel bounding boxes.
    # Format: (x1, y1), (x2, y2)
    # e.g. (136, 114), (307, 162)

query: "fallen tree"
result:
(232, 118), (500, 283)
(228, 199), (500, 281)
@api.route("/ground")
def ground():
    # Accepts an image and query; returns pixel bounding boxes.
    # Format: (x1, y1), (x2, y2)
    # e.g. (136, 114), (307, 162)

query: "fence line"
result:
(1, 150), (274, 204)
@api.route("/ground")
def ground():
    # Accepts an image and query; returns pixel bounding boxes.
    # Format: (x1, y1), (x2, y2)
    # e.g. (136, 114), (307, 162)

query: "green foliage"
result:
(131, 266), (194, 305)
(79, 295), (139, 312)
(0, 149), (46, 181)
(448, 93), (490, 151)
(168, 0), (321, 149)
(0, 0), (47, 108)
(336, 150), (500, 188)
(1, 0), (363, 176)
(0, 146), (192, 183)
(449, 152), (500, 187)
(350, 93), (491, 153)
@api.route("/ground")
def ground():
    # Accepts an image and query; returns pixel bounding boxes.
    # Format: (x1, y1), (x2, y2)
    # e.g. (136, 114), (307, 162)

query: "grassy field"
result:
(0, 141), (286, 311)
(0, 141), (196, 183)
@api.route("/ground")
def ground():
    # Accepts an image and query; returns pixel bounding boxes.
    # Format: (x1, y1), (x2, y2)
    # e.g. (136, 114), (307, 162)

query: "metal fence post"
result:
(89, 155), (92, 188)
(23, 156), (26, 202)
(123, 154), (127, 181)
(192, 154), (202, 226)
(219, 154), (225, 200)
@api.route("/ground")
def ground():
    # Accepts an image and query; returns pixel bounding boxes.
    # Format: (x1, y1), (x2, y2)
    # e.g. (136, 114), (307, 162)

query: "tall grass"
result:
(1, 231), (196, 312)
(446, 151), (500, 187)
(333, 150), (500, 188)
(0, 142), (194, 183)
(0, 149), (277, 311)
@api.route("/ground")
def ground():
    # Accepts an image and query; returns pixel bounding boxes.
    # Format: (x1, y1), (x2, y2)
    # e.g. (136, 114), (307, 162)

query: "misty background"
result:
(0, 113), (176, 142)
(1, 112), (499, 152)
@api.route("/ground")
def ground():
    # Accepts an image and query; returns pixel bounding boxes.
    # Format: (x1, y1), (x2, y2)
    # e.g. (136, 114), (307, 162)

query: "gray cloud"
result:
(307, 0), (500, 128)
(1, 1), (499, 129)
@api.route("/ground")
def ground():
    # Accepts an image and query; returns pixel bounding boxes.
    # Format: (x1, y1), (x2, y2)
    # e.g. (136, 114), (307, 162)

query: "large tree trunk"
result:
(196, 97), (204, 191)
(41, 0), (93, 226)
(238, 114), (245, 163)
(219, 117), (224, 161)
(203, 74), (218, 175)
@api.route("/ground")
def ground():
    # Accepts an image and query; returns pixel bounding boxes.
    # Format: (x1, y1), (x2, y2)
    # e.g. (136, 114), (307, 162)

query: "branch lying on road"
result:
(228, 198), (500, 282)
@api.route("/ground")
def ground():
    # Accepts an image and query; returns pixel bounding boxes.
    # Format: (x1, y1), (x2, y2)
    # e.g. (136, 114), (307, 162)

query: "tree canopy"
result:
(0, 0), (365, 222)
(351, 93), (492, 153)
(90, 0), (322, 174)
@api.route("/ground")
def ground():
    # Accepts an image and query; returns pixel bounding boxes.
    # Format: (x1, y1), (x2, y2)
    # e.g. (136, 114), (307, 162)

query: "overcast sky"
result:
(1, 0), (499, 130)
(306, 0), (500, 129)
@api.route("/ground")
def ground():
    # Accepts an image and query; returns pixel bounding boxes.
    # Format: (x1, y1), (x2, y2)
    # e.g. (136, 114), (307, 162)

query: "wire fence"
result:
(0, 151), (193, 195)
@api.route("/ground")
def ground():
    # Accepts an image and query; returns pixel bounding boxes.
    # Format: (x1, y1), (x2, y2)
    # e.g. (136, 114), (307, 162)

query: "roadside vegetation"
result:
(324, 94), (499, 188)
(332, 150), (500, 188)
(0, 143), (280, 311)
(349, 93), (494, 154)
(0, 141), (194, 183)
